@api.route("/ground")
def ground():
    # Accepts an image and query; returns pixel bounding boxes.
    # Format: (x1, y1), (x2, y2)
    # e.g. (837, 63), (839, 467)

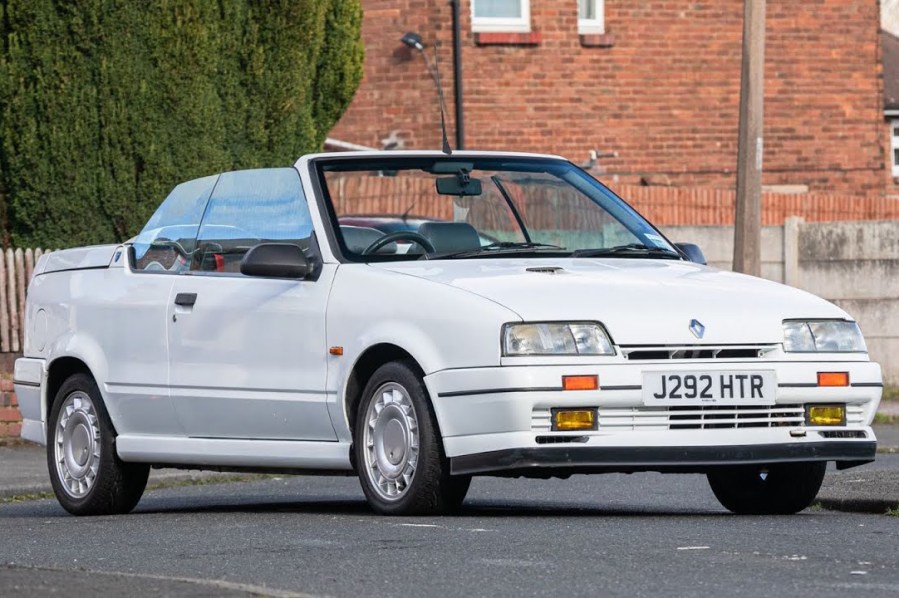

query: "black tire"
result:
(707, 462), (827, 515)
(47, 373), (149, 516)
(354, 360), (471, 515)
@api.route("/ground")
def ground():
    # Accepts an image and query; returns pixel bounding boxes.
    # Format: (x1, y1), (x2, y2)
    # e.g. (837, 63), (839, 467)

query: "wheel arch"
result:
(343, 343), (424, 437)
(46, 356), (94, 412)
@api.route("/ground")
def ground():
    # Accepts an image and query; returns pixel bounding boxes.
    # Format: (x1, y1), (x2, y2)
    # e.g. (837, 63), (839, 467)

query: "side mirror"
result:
(240, 243), (310, 279)
(675, 243), (707, 265)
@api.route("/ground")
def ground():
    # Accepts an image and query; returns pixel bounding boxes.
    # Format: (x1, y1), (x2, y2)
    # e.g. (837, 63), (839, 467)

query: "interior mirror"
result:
(240, 243), (310, 278)
(675, 243), (707, 265)
(436, 175), (482, 196)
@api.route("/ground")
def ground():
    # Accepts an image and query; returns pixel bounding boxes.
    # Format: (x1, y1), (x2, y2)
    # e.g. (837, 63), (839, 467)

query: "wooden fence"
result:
(0, 249), (49, 353)
(610, 184), (899, 226)
(328, 174), (899, 226)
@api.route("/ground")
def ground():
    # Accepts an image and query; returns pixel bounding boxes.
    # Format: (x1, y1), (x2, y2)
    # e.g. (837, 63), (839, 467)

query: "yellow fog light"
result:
(552, 408), (597, 431)
(806, 405), (846, 426)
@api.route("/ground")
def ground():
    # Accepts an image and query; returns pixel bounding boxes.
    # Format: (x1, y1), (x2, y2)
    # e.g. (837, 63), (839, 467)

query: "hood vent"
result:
(526, 266), (564, 274)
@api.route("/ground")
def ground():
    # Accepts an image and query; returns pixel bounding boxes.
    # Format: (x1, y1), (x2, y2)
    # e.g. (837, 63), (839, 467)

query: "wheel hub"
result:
(383, 418), (406, 465)
(54, 392), (101, 498)
(363, 382), (420, 501)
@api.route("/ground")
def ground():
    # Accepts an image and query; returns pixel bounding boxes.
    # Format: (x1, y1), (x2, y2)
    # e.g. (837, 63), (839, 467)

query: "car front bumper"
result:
(13, 357), (46, 445)
(449, 440), (877, 476)
(424, 360), (882, 475)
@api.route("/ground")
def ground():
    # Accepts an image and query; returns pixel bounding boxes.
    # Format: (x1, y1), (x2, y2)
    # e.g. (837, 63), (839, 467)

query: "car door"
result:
(166, 168), (337, 441)
(104, 175), (218, 436)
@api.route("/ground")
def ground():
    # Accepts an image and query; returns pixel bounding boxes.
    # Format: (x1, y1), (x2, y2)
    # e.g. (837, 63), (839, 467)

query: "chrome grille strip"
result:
(532, 405), (807, 432)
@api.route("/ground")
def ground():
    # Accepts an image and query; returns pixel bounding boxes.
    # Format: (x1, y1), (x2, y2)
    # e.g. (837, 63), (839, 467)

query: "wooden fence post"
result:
(15, 249), (25, 349)
(6, 249), (19, 353)
(0, 251), (7, 352)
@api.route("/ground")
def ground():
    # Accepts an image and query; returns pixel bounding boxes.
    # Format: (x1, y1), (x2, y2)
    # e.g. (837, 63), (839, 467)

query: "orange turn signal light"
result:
(817, 372), (849, 387)
(562, 375), (599, 391)
(329, 346), (344, 356)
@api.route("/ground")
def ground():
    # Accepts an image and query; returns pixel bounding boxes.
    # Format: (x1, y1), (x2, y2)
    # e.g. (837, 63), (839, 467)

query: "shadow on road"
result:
(114, 497), (739, 519)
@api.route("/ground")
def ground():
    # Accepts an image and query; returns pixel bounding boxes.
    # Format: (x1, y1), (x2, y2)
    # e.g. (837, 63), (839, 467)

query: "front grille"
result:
(846, 404), (865, 427)
(620, 344), (777, 361)
(532, 404), (805, 432)
(535, 435), (589, 444)
(819, 430), (868, 439)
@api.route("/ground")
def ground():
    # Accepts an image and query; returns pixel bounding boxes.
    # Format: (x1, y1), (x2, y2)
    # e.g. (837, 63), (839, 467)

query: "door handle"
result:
(174, 293), (197, 307)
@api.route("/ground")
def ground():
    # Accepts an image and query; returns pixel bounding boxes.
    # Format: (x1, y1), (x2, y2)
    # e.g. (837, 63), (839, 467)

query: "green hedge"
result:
(0, 0), (363, 248)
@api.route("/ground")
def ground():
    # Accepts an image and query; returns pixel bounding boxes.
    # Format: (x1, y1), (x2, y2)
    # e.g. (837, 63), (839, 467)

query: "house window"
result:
(892, 119), (899, 177)
(578, 0), (605, 34)
(471, 0), (530, 33)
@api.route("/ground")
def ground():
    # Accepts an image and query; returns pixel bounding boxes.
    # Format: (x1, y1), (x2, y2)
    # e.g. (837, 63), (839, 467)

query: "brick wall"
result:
(0, 378), (21, 440)
(330, 0), (887, 195)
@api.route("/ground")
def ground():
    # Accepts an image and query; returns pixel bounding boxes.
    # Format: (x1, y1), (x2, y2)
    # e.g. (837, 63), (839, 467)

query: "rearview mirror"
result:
(675, 243), (707, 265)
(436, 176), (482, 196)
(240, 243), (311, 279)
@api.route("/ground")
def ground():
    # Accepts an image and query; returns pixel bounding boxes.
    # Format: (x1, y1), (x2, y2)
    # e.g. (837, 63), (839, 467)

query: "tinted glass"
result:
(193, 168), (314, 274)
(132, 174), (218, 273)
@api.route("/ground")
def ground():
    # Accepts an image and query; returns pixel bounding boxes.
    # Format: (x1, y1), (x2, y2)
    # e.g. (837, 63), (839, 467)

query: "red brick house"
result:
(330, 0), (888, 196)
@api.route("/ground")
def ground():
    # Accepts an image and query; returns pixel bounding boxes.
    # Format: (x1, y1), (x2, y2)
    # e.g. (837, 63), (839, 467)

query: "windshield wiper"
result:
(572, 243), (683, 260)
(437, 241), (566, 259)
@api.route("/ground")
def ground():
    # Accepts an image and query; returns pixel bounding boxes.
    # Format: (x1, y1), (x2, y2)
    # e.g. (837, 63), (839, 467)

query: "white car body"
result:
(14, 151), (882, 513)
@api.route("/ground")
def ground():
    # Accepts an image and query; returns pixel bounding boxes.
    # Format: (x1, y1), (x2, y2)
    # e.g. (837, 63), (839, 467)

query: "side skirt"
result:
(116, 435), (354, 472)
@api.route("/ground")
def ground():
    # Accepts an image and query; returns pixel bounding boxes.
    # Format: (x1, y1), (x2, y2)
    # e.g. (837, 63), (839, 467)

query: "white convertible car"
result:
(14, 151), (882, 516)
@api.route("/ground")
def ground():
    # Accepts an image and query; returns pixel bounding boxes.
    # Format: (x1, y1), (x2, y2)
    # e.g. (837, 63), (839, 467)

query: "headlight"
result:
(782, 320), (866, 353)
(503, 322), (614, 356)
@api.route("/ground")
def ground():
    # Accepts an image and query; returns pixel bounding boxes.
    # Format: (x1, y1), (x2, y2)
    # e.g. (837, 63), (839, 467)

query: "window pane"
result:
(132, 174), (217, 272)
(579, 0), (596, 20)
(474, 0), (522, 18)
(194, 168), (314, 273)
(894, 148), (899, 167)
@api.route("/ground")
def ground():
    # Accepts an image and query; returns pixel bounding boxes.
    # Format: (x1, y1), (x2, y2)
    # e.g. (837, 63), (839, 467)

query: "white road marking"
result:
(676, 546), (710, 551)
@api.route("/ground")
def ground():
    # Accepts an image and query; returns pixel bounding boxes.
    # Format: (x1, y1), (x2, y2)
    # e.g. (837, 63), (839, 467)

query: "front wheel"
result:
(47, 373), (149, 516)
(354, 360), (470, 515)
(707, 462), (827, 515)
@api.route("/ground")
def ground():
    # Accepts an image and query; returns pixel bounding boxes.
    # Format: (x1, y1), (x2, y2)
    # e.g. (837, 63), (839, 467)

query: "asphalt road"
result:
(2, 461), (898, 598)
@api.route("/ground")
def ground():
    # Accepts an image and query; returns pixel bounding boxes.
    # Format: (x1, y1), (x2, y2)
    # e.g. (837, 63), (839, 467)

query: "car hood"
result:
(372, 258), (850, 345)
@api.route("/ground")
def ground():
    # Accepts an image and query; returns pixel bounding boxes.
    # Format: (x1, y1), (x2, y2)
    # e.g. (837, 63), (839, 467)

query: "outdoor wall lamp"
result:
(399, 31), (452, 154)
(400, 32), (425, 51)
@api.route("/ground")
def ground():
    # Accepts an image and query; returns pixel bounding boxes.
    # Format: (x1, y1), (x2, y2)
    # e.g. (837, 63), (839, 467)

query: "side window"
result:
(132, 174), (218, 273)
(193, 168), (314, 274)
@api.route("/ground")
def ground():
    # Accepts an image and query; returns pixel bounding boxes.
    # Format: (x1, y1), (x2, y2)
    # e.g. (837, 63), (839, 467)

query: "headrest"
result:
(418, 222), (481, 254)
(340, 225), (397, 254)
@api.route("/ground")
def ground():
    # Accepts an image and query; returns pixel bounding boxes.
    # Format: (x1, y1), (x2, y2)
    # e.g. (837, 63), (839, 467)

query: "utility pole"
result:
(733, 0), (765, 276)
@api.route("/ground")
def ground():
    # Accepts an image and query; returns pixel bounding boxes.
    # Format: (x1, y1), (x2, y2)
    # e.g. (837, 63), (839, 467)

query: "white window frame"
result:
(578, 0), (605, 34)
(892, 118), (899, 177)
(471, 0), (531, 33)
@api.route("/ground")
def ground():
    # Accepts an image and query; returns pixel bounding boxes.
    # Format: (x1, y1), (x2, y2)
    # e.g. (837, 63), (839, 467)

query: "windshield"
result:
(317, 156), (679, 261)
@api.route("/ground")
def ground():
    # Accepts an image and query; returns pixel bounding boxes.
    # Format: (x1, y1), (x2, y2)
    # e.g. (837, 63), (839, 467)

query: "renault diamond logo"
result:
(689, 319), (705, 339)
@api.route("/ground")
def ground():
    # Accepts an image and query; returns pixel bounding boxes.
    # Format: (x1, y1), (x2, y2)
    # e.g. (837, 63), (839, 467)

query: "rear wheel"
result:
(707, 462), (827, 515)
(354, 360), (470, 515)
(47, 373), (149, 516)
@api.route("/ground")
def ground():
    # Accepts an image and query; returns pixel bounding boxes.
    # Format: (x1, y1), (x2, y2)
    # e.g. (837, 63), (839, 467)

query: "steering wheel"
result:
(362, 231), (436, 255)
(152, 237), (190, 257)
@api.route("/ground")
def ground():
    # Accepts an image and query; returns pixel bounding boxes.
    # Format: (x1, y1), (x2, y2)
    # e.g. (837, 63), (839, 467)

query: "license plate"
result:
(642, 371), (776, 405)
